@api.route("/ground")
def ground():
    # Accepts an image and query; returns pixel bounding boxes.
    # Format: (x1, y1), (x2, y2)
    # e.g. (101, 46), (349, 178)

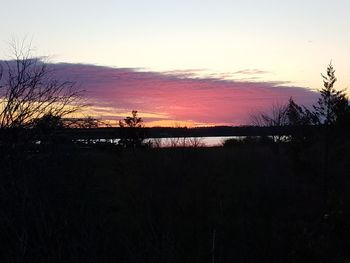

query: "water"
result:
(145, 136), (244, 147)
(76, 135), (290, 147)
(75, 136), (243, 147)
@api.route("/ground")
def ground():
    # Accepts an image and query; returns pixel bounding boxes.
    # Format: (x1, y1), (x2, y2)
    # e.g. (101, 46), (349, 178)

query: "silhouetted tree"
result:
(31, 113), (67, 144)
(252, 98), (316, 129)
(0, 41), (84, 130)
(312, 63), (350, 207)
(251, 102), (288, 128)
(63, 116), (101, 128)
(285, 97), (314, 126)
(313, 63), (349, 126)
(33, 113), (64, 130)
(187, 137), (205, 147)
(284, 97), (317, 146)
(118, 110), (145, 148)
(251, 98), (315, 136)
(283, 98), (316, 170)
(250, 102), (289, 144)
(119, 110), (143, 128)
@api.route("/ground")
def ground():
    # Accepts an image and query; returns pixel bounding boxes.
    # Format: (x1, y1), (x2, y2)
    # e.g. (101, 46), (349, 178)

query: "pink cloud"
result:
(51, 63), (319, 126)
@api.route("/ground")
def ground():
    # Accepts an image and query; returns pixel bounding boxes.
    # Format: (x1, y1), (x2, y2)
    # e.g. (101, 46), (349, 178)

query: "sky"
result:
(1, 0), (349, 126)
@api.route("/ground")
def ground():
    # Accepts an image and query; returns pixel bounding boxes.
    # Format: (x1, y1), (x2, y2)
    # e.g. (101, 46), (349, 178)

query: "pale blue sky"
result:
(1, 0), (350, 92)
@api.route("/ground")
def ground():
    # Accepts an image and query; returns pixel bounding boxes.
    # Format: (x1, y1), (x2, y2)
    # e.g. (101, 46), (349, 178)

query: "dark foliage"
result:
(118, 110), (146, 148)
(1, 141), (350, 262)
(313, 63), (350, 126)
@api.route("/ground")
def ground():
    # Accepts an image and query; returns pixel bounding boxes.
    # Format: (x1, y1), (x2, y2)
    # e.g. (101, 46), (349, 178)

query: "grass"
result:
(0, 141), (349, 262)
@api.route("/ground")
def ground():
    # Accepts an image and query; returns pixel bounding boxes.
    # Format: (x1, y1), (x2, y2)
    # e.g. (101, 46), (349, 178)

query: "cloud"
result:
(46, 63), (320, 126)
(232, 69), (270, 75)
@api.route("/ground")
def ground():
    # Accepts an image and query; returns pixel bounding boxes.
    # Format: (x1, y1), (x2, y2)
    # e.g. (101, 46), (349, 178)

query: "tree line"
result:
(252, 63), (349, 130)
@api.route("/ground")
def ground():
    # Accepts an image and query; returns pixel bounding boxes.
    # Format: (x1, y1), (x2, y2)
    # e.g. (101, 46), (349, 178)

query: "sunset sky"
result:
(1, 0), (349, 126)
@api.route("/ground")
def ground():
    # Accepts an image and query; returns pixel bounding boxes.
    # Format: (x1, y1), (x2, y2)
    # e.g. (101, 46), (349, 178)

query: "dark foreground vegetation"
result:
(1, 137), (350, 263)
(1, 44), (350, 262)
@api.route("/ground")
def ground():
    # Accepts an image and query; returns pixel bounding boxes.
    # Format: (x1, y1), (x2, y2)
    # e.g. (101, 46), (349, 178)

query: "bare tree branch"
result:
(0, 41), (85, 129)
